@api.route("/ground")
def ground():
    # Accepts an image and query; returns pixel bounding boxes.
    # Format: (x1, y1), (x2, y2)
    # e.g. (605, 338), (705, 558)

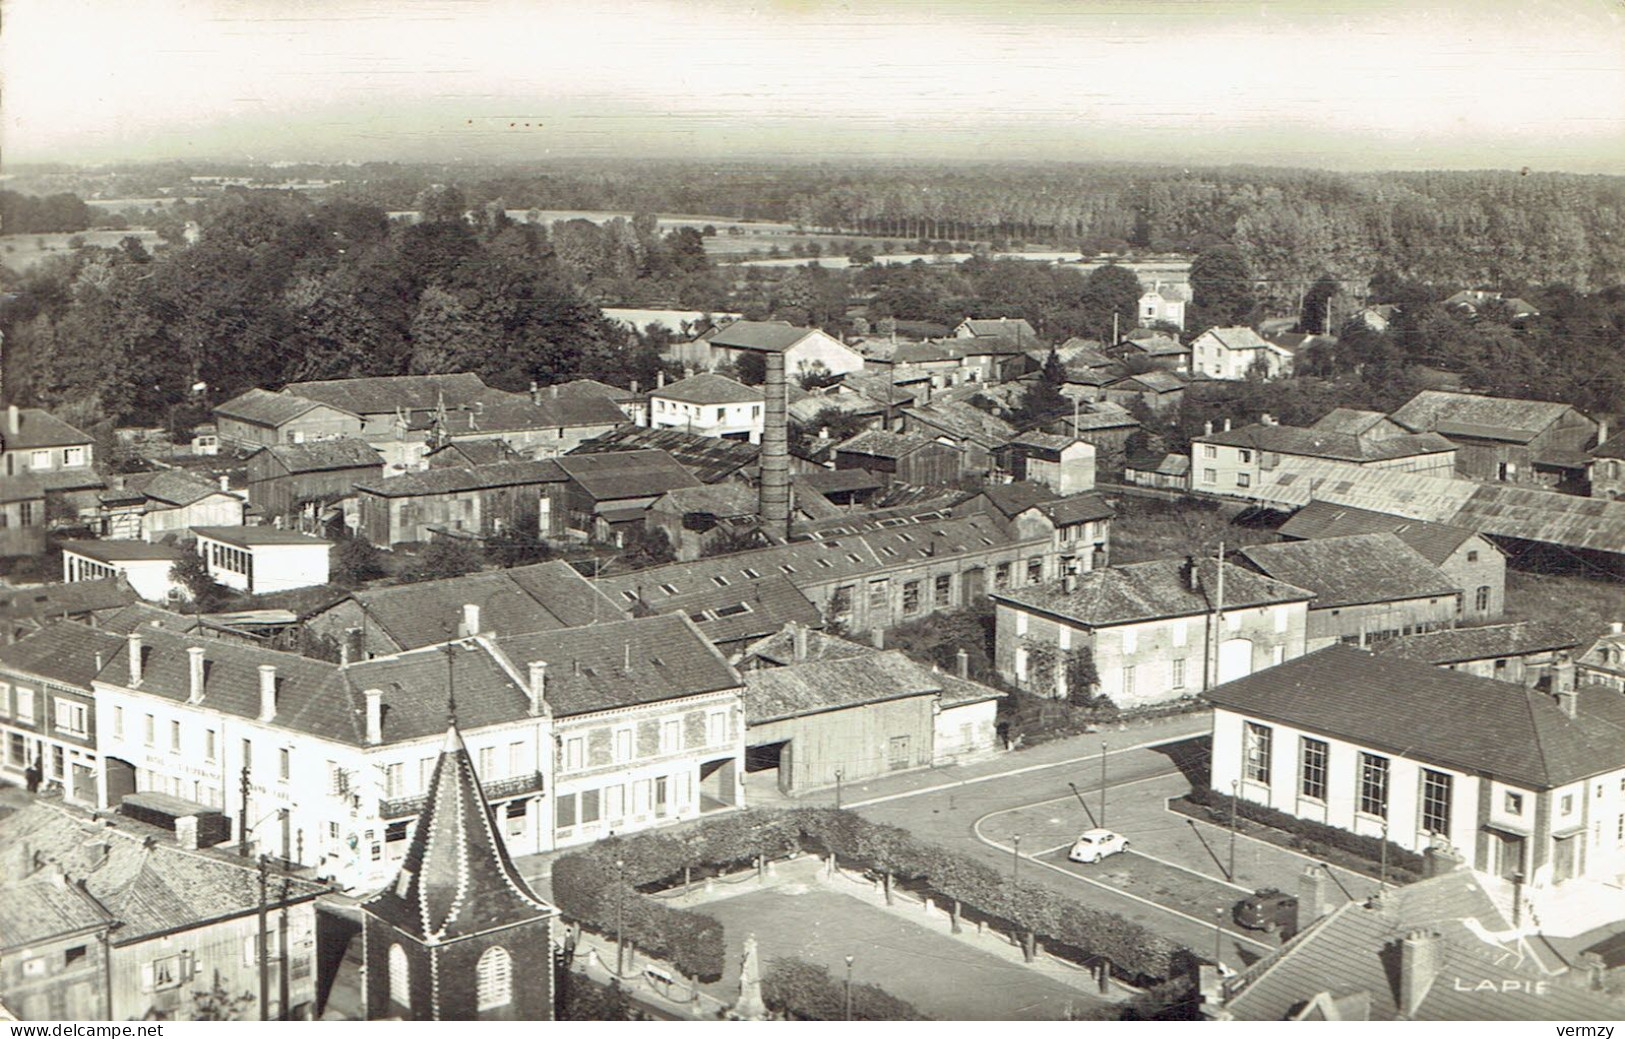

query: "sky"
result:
(3, 0), (1624, 172)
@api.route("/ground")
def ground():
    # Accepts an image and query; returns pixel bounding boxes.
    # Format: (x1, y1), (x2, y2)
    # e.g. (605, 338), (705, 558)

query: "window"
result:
(385, 821), (408, 844)
(902, 580), (921, 614)
(388, 945), (409, 1008)
(995, 562), (1012, 589)
(1467, 550), (1479, 563)
(1238, 449), (1252, 464)
(279, 748), (290, 781)
(112, 705), (122, 737)
(144, 714), (155, 747)
(660, 719), (682, 753)
(30, 449), (51, 469)
(555, 792), (577, 828)
(1421, 769), (1452, 835)
(1173, 619), (1187, 647)
(934, 573), (952, 607)
(867, 579), (889, 611)
(613, 728), (632, 763)
(63, 446), (86, 467)
(479, 746), (496, 778)
(54, 700), (87, 737)
(1015, 647), (1029, 681)
(1475, 586), (1491, 612)
(1561, 793), (1574, 815)
(509, 742), (524, 777)
(383, 763), (404, 798)
(580, 789), (601, 824)
(1121, 665), (1135, 698)
(565, 737), (585, 770)
(205, 729), (216, 762)
(170, 720), (181, 752)
(1203, 468), (1217, 484)
(13, 685), (35, 725)
(1027, 558), (1043, 585)
(1237, 473), (1251, 488)
(1299, 738), (1328, 801)
(1171, 658), (1187, 689)
(606, 784), (625, 820)
(242, 738), (252, 770)
(1244, 723), (1273, 784)
(471, 944), (515, 1011)
(1122, 628), (1138, 654)
(1359, 753), (1389, 818)
(707, 711), (727, 745)
(1203, 445), (1217, 459)
(1505, 791), (1524, 815)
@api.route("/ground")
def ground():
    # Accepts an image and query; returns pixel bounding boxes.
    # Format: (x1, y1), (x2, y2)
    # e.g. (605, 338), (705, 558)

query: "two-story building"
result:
(352, 459), (569, 548)
(281, 372), (497, 472)
(1, 802), (325, 1020)
(1137, 285), (1190, 331)
(1106, 329), (1189, 371)
(496, 615), (745, 848)
(96, 470), (245, 542)
(245, 437), (384, 532)
(1190, 414), (1459, 497)
(958, 483), (1114, 575)
(1189, 326), (1293, 380)
(0, 473), (47, 557)
(1209, 646), (1625, 932)
(991, 558), (1313, 705)
(833, 429), (962, 487)
(428, 387), (626, 458)
(1234, 534), (1465, 651)
(212, 388), (365, 451)
(990, 433), (1096, 494)
(1575, 621), (1625, 692)
(648, 373), (765, 443)
(1389, 390), (1599, 488)
(0, 404), (105, 515)
(1276, 499), (1507, 622)
(1589, 433), (1625, 500)
(0, 622), (124, 804)
(680, 320), (865, 381)
(551, 449), (704, 542)
(550, 378), (649, 426)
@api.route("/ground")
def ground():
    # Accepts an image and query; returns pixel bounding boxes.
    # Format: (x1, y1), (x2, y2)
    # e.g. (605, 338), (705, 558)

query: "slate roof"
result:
(1004, 431), (1080, 453)
(255, 437), (383, 474)
(1588, 436), (1625, 461)
(0, 407), (93, 450)
(1108, 370), (1187, 393)
(835, 429), (944, 460)
(1193, 423), (1456, 463)
(342, 560), (627, 650)
(0, 869), (112, 949)
(974, 482), (1059, 520)
(1115, 333), (1187, 358)
(105, 470), (226, 509)
(743, 650), (941, 723)
(1277, 500), (1481, 566)
(0, 621), (127, 688)
(354, 459), (567, 497)
(651, 373), (762, 406)
(654, 483), (759, 518)
(1235, 534), (1460, 609)
(996, 558), (1311, 626)
(741, 626), (876, 668)
(1056, 402), (1140, 434)
(835, 372), (918, 407)
(99, 602), (205, 636)
(191, 526), (330, 547)
(959, 317), (1037, 341)
(569, 426), (758, 484)
(703, 320), (817, 353)
(600, 571), (822, 648)
(1126, 453), (1190, 477)
(793, 468), (884, 495)
(1390, 390), (1579, 443)
(549, 378), (642, 403)
(436, 391), (625, 433)
(213, 388), (342, 427)
(424, 439), (520, 467)
(553, 449), (703, 501)
(1223, 868), (1615, 1021)
(1369, 622), (1581, 666)
(1034, 492), (1116, 527)
(903, 401), (1017, 448)
(1310, 408), (1398, 437)
(496, 614), (740, 717)
(1207, 644), (1625, 789)
(58, 540), (184, 563)
(360, 725), (554, 943)
(0, 579), (139, 623)
(1195, 326), (1274, 352)
(2, 803), (326, 948)
(285, 373), (490, 415)
(28, 468), (107, 493)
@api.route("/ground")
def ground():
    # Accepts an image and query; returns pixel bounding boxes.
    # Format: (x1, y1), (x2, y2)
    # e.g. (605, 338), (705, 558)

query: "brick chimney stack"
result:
(1399, 930), (1443, 1016)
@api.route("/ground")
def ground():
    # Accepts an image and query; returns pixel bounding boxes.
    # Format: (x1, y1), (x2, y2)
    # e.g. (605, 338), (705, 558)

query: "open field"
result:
(1502, 568), (1624, 636)
(696, 886), (1102, 1020)
(1, 229), (164, 273)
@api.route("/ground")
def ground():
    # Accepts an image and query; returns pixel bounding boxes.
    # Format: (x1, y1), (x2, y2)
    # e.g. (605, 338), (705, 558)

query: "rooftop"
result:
(651, 372), (763, 406)
(569, 426), (758, 483)
(1193, 422), (1457, 463)
(496, 614), (740, 717)
(994, 558), (1313, 627)
(834, 429), (945, 460)
(284, 372), (490, 415)
(0, 578), (139, 624)
(354, 459), (567, 497)
(213, 387), (344, 427)
(703, 320), (819, 353)
(58, 540), (185, 563)
(1390, 390), (1580, 444)
(1207, 644), (1625, 789)
(191, 526), (330, 547)
(254, 437), (382, 474)
(553, 448), (704, 501)
(599, 571), (822, 648)
(0, 407), (94, 450)
(1370, 621), (1582, 666)
(743, 650), (941, 723)
(1277, 500), (1481, 566)
(1195, 326), (1274, 352)
(0, 621), (128, 688)
(436, 391), (625, 433)
(1310, 408), (1397, 437)
(1235, 534), (1461, 609)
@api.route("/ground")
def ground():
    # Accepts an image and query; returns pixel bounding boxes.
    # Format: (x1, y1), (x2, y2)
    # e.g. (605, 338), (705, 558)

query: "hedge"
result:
(1181, 786), (1425, 882)
(762, 957), (928, 1021)
(549, 809), (1189, 986)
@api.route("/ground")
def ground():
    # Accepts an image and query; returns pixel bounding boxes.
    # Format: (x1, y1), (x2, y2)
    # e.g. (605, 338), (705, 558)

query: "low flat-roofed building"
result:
(59, 540), (185, 603)
(190, 526), (330, 595)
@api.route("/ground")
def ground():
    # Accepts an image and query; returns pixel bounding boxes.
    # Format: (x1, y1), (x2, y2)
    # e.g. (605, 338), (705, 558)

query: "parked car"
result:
(1068, 828), (1129, 863)
(1234, 889), (1299, 935)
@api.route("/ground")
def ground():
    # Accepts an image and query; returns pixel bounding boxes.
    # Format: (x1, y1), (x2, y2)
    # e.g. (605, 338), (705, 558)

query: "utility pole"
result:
(1227, 780), (1239, 883)
(1380, 822), (1389, 893)
(615, 858), (626, 976)
(834, 769), (844, 810)
(1099, 742), (1108, 826)
(1012, 835), (1022, 884)
(257, 855), (270, 1021)
(278, 875), (291, 1020)
(844, 955), (855, 1021)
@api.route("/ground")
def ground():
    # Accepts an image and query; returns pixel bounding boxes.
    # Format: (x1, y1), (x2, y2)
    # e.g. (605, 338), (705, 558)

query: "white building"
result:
(685, 320), (864, 381)
(1190, 326), (1293, 380)
(1210, 646), (1625, 936)
(1138, 282), (1190, 330)
(59, 540), (186, 603)
(191, 526), (331, 595)
(648, 373), (765, 443)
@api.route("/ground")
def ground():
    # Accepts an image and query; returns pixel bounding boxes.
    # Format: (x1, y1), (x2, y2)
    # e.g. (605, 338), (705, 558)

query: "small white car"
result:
(1068, 828), (1129, 864)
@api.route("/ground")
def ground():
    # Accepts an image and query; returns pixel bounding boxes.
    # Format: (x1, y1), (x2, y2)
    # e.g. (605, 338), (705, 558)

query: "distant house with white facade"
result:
(955, 317), (1038, 344)
(1138, 283), (1190, 330)
(686, 321), (864, 381)
(1190, 413), (1457, 496)
(191, 526), (331, 595)
(0, 404), (104, 512)
(649, 373), (765, 443)
(1190, 326), (1293, 380)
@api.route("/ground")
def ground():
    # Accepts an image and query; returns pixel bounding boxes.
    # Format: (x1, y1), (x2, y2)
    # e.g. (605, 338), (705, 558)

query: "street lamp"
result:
(1213, 907), (1225, 970)
(1099, 741), (1108, 826)
(1012, 834), (1022, 885)
(835, 769), (844, 810)
(1227, 780), (1239, 883)
(844, 955), (855, 1021)
(615, 858), (626, 976)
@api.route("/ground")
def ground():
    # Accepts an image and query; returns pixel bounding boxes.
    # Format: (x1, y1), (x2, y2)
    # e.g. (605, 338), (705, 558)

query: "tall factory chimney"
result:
(758, 347), (791, 540)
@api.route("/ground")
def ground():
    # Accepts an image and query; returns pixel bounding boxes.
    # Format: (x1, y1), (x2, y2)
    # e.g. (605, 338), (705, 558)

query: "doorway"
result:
(1218, 638), (1255, 684)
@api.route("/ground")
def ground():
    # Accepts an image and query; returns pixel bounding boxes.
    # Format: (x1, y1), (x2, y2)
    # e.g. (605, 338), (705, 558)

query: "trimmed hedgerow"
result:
(1179, 787), (1424, 882)
(762, 957), (928, 1021)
